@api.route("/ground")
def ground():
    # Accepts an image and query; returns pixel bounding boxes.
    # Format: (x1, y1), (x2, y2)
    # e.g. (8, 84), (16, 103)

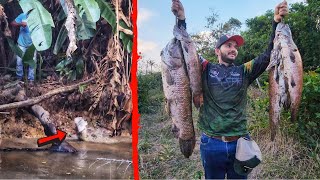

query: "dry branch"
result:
(0, 78), (94, 111)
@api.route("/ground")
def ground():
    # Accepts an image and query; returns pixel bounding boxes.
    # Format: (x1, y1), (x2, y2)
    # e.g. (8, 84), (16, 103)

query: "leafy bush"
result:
(297, 69), (320, 150)
(247, 69), (320, 151)
(138, 72), (164, 113)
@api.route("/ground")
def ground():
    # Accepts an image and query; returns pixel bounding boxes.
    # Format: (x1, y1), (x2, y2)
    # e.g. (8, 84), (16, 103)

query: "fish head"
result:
(161, 38), (184, 69)
(275, 23), (297, 49)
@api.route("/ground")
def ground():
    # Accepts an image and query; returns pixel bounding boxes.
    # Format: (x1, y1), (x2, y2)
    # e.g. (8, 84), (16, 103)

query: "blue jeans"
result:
(200, 133), (248, 179)
(16, 45), (36, 81)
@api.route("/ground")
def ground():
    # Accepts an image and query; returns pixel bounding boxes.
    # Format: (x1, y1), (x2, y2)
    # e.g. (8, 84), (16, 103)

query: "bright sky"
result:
(137, 0), (305, 73)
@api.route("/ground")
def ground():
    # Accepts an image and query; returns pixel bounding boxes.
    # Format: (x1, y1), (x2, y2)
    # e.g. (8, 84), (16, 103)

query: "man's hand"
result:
(274, 0), (288, 22)
(171, 0), (185, 20)
(20, 22), (27, 27)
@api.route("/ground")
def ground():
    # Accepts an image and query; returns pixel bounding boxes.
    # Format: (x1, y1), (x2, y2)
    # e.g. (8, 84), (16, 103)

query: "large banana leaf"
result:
(96, 0), (116, 31)
(53, 22), (68, 55)
(74, 0), (100, 23)
(19, 0), (55, 51)
(97, 0), (132, 53)
(22, 44), (36, 68)
(76, 12), (96, 40)
(119, 21), (133, 53)
(53, 10), (95, 54)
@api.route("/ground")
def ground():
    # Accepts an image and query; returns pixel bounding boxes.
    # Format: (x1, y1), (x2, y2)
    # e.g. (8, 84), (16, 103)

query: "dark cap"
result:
(215, 34), (244, 49)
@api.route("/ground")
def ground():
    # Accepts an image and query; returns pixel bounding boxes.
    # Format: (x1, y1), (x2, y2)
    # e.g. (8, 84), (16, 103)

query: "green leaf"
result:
(76, 12), (96, 40)
(74, 0), (100, 23)
(55, 58), (72, 71)
(22, 44), (36, 68)
(76, 57), (84, 75)
(79, 84), (87, 94)
(127, 39), (133, 53)
(19, 0), (55, 51)
(119, 20), (133, 52)
(53, 22), (68, 55)
(56, 7), (67, 21)
(69, 70), (77, 81)
(96, 0), (116, 31)
(6, 37), (23, 58)
(38, 53), (43, 81)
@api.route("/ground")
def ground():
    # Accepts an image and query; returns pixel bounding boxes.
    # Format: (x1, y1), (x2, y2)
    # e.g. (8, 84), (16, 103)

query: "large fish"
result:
(160, 25), (202, 158)
(267, 22), (303, 140)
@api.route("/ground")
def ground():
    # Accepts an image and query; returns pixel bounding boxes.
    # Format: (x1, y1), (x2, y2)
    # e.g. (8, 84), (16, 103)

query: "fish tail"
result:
(269, 104), (280, 141)
(290, 105), (298, 122)
(179, 136), (195, 158)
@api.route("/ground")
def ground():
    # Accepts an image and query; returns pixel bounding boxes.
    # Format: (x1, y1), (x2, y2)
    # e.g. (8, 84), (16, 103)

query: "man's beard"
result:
(221, 53), (235, 64)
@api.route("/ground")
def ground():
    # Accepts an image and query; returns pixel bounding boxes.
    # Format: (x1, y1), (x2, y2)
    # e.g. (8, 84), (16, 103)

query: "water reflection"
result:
(0, 139), (132, 179)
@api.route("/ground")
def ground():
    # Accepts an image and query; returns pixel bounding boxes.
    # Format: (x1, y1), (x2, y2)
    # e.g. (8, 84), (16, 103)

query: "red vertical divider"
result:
(130, 0), (140, 179)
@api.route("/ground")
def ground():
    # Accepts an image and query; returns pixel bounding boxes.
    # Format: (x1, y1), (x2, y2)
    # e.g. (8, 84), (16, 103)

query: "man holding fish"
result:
(170, 0), (288, 179)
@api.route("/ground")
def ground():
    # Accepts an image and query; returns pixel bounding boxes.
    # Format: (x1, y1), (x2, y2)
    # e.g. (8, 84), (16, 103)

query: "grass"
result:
(138, 105), (204, 179)
(138, 79), (320, 179)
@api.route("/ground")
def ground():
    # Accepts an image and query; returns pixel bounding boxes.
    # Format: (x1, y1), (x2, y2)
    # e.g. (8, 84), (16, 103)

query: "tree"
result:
(192, 9), (242, 62)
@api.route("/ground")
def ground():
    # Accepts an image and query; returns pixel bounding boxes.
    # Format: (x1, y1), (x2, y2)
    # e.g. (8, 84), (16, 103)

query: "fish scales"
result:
(267, 22), (303, 140)
(174, 26), (203, 97)
(160, 25), (202, 158)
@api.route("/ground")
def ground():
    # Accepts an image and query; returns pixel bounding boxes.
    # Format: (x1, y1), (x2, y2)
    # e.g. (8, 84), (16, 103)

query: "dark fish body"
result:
(31, 105), (78, 153)
(267, 22), (303, 140)
(160, 25), (202, 158)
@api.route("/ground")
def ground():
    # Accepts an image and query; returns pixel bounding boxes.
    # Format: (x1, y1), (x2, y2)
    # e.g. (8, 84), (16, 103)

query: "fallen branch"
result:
(0, 78), (94, 111)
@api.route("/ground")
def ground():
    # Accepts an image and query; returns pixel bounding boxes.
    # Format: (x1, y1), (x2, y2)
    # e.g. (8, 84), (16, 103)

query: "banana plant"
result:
(18, 0), (55, 51)
(54, 0), (133, 55)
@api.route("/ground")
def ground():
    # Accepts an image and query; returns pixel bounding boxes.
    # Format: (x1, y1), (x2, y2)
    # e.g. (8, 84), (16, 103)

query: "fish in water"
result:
(267, 22), (303, 141)
(160, 25), (202, 158)
(31, 105), (77, 153)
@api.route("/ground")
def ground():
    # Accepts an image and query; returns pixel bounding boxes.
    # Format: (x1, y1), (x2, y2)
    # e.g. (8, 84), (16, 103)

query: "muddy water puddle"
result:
(0, 138), (132, 179)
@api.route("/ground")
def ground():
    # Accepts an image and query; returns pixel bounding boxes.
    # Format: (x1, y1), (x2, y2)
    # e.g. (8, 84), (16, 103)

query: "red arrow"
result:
(37, 129), (67, 147)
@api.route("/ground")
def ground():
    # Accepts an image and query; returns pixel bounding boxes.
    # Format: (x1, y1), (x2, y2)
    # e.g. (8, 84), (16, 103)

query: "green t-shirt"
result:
(197, 37), (276, 136)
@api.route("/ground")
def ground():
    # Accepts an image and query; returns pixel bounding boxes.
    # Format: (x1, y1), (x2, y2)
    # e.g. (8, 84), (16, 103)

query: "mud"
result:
(0, 138), (132, 179)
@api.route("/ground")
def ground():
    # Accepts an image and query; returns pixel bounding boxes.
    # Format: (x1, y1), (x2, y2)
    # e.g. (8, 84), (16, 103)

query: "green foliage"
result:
(19, 0), (55, 51)
(37, 53), (43, 81)
(193, 9), (242, 62)
(138, 72), (164, 114)
(53, 23), (68, 55)
(96, 0), (116, 31)
(237, 10), (274, 65)
(247, 87), (269, 132)
(22, 44), (36, 68)
(76, 12), (96, 40)
(297, 69), (320, 149)
(55, 56), (84, 81)
(286, 0), (320, 70)
(74, 0), (100, 23)
(6, 37), (23, 58)
(97, 0), (133, 52)
(239, 1), (320, 69)
(78, 84), (87, 94)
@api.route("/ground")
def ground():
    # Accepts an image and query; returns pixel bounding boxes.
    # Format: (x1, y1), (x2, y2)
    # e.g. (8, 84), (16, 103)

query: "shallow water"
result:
(0, 138), (133, 179)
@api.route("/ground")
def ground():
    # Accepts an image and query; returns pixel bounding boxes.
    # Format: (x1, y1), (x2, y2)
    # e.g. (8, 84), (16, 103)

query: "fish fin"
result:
(171, 123), (180, 138)
(165, 99), (171, 116)
(165, 70), (174, 85)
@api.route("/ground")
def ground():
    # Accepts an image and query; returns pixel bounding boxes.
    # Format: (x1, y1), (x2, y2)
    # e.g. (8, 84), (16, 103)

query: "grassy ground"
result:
(138, 86), (320, 179)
